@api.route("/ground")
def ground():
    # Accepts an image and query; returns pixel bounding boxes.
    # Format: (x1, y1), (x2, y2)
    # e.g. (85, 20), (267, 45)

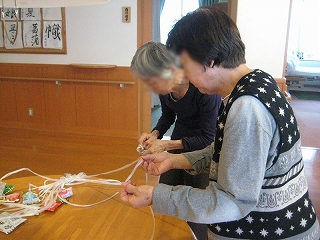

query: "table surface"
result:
(1, 175), (194, 240)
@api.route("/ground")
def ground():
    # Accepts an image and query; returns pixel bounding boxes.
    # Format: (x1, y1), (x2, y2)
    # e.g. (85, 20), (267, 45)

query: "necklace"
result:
(169, 92), (178, 102)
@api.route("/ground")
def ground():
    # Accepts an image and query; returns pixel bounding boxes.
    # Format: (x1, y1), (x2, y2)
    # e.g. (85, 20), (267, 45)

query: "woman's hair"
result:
(166, 7), (246, 69)
(131, 41), (178, 79)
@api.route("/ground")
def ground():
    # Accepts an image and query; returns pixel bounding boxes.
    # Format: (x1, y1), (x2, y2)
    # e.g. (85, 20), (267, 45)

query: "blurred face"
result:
(180, 51), (217, 95)
(139, 76), (173, 95)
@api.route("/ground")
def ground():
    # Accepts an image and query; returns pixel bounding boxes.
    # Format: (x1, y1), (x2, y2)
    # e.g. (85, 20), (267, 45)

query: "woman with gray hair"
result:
(131, 41), (221, 240)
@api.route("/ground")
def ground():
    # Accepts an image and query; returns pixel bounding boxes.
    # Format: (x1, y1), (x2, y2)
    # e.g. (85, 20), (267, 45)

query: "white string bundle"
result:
(0, 158), (155, 239)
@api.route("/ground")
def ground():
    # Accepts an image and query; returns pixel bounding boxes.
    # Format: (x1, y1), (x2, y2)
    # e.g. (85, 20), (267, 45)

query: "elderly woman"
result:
(122, 8), (320, 240)
(131, 41), (221, 239)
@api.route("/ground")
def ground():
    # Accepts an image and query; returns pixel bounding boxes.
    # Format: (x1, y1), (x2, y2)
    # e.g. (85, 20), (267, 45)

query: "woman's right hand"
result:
(138, 131), (158, 148)
(140, 152), (174, 176)
(140, 152), (193, 176)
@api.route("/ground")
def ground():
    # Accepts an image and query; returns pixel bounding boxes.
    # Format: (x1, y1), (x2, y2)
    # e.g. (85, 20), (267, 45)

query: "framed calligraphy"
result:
(0, 7), (66, 54)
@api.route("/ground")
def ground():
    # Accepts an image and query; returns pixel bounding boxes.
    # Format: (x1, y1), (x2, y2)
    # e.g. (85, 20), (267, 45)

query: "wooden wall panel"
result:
(108, 67), (136, 82)
(275, 78), (287, 92)
(0, 64), (14, 77)
(109, 84), (138, 131)
(228, 0), (238, 22)
(137, 0), (152, 47)
(0, 80), (18, 122)
(44, 82), (77, 127)
(73, 68), (109, 81)
(14, 81), (46, 123)
(137, 0), (152, 133)
(0, 63), (144, 138)
(13, 65), (43, 78)
(42, 65), (73, 79)
(75, 83), (109, 129)
(0, 62), (287, 138)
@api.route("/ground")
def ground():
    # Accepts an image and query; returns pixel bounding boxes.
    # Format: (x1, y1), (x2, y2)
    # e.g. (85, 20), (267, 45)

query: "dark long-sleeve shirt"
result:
(153, 83), (221, 152)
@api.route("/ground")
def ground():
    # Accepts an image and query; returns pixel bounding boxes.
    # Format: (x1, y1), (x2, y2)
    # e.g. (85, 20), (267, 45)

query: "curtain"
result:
(287, 0), (320, 60)
(198, 0), (219, 7)
(152, 0), (166, 41)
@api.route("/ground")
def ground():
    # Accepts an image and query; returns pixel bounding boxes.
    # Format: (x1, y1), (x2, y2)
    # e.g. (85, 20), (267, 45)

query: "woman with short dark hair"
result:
(122, 8), (320, 240)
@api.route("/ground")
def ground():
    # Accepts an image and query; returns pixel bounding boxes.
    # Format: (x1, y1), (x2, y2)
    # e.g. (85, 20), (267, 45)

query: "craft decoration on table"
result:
(0, 212), (26, 235)
(0, 158), (155, 238)
(46, 199), (65, 212)
(3, 185), (14, 195)
(136, 144), (147, 154)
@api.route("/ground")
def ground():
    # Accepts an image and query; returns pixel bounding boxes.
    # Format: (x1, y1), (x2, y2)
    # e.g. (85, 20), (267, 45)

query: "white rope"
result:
(0, 158), (156, 239)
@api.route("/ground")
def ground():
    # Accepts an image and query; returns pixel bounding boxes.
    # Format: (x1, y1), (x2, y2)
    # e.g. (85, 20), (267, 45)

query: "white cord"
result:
(0, 158), (155, 239)
(0, 160), (139, 212)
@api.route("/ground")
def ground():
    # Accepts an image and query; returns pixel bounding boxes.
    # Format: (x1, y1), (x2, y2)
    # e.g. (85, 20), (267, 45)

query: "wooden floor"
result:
(290, 95), (320, 221)
(0, 95), (319, 239)
(291, 94), (320, 148)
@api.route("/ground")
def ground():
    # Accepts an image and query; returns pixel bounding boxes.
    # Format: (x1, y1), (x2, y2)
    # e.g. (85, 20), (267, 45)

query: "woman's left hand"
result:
(144, 139), (168, 154)
(120, 181), (154, 209)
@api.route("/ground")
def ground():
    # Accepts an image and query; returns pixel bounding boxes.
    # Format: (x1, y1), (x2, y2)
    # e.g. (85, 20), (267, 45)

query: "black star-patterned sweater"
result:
(152, 69), (320, 240)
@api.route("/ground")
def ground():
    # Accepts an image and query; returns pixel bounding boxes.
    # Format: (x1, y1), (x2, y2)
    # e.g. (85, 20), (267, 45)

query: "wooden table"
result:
(1, 175), (194, 240)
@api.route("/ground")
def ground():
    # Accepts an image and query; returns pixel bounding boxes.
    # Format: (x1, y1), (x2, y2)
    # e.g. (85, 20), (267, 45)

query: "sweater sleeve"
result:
(181, 94), (221, 151)
(152, 96), (176, 139)
(152, 96), (278, 224)
(182, 143), (214, 174)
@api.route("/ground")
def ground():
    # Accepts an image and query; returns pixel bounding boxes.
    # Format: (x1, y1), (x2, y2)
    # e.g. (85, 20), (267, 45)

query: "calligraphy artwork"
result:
(2, 8), (20, 20)
(23, 21), (41, 48)
(4, 22), (23, 49)
(21, 8), (41, 20)
(43, 21), (63, 49)
(0, 7), (66, 53)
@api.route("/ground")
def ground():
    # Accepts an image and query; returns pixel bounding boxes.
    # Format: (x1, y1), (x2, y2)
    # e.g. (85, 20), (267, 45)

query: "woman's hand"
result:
(140, 152), (174, 175)
(141, 152), (193, 175)
(121, 180), (154, 209)
(144, 139), (168, 154)
(138, 131), (159, 148)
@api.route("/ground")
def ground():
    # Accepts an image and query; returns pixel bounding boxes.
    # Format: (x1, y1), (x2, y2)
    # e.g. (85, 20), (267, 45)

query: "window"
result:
(160, 0), (199, 43)
(288, 0), (320, 60)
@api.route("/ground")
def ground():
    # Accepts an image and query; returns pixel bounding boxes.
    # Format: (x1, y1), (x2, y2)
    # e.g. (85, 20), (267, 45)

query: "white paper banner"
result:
(4, 21), (23, 49)
(43, 21), (62, 49)
(1, 8), (20, 20)
(23, 21), (41, 48)
(21, 8), (41, 20)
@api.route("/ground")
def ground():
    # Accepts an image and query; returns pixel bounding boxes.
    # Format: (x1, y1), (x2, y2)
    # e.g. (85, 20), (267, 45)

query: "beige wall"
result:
(0, 0), (137, 66)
